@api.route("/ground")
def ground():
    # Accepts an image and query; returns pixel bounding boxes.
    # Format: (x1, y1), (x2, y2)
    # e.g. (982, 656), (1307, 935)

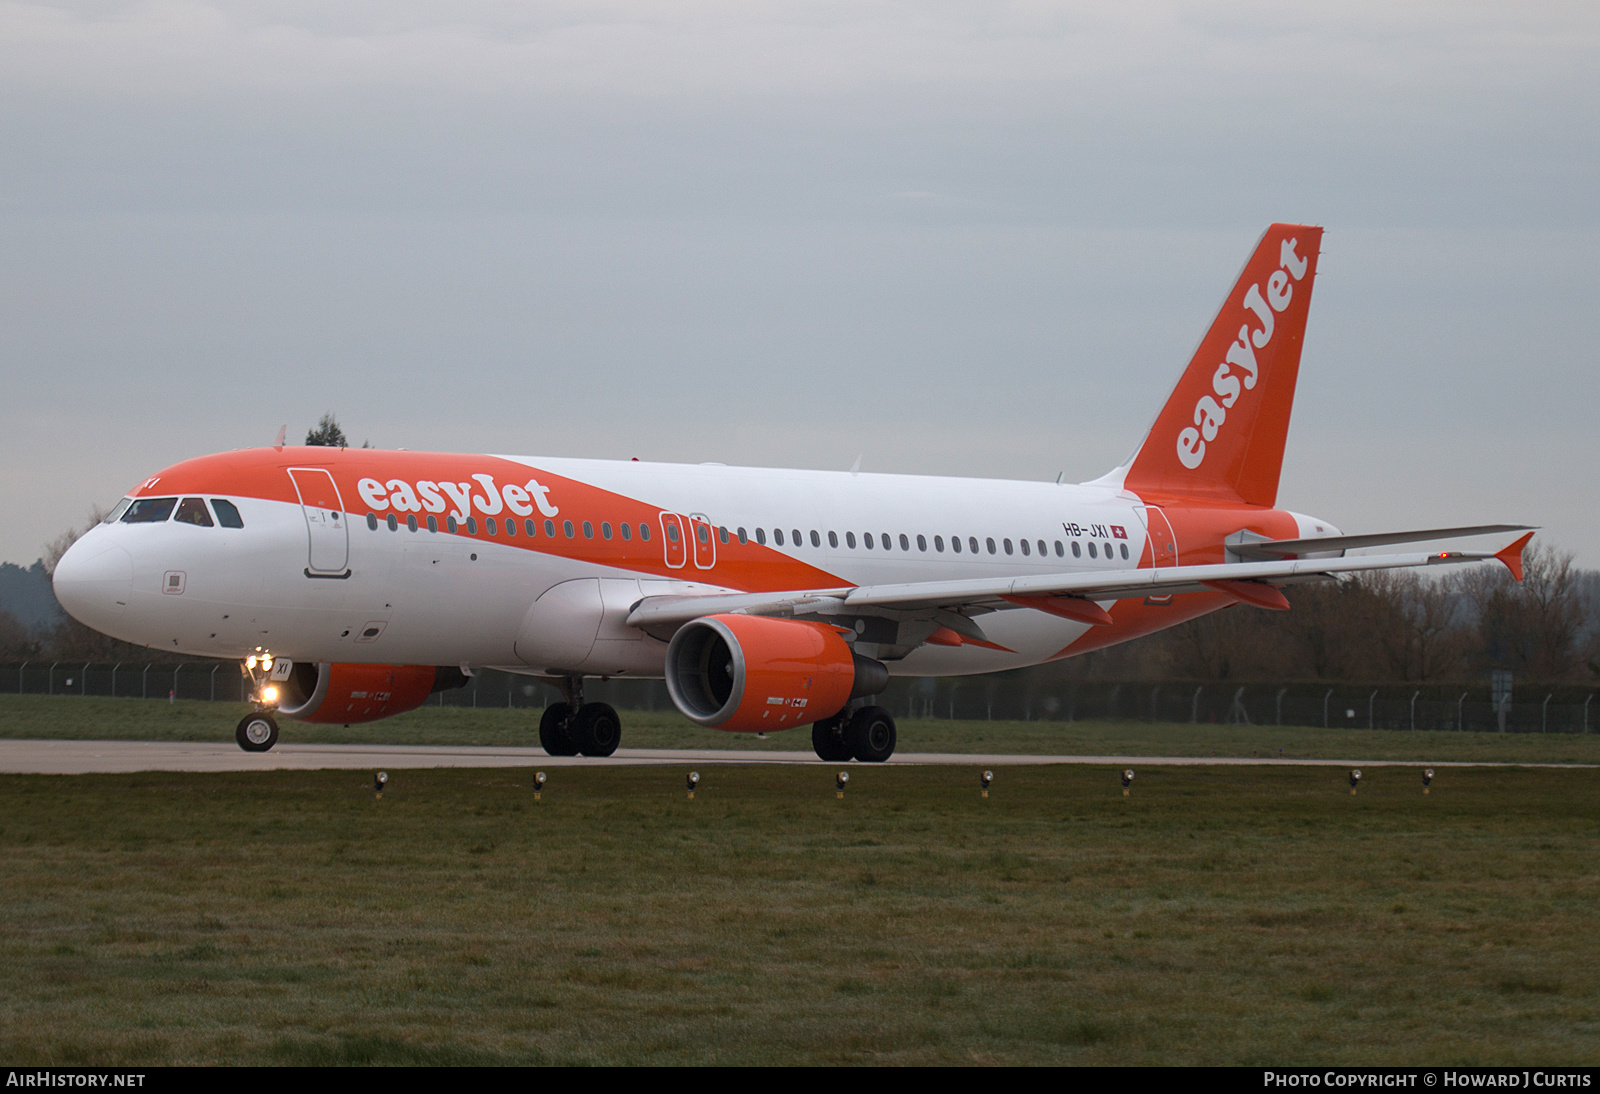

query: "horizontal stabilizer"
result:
(1229, 524), (1534, 560)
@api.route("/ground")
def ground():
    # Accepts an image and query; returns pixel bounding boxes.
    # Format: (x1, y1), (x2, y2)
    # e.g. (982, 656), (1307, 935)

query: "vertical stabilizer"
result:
(1119, 223), (1323, 507)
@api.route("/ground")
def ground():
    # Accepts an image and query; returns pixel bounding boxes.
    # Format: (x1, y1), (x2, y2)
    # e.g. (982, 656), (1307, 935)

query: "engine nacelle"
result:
(276, 662), (465, 724)
(665, 614), (888, 733)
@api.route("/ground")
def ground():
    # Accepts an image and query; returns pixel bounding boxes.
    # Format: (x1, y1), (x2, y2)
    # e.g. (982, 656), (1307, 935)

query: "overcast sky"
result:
(2, 1), (1596, 567)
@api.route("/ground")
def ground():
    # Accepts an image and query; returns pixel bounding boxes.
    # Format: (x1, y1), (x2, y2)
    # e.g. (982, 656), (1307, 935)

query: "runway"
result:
(0, 739), (1593, 775)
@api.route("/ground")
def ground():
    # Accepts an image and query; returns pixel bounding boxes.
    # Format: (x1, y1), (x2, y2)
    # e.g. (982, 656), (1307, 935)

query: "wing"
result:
(627, 531), (1535, 636)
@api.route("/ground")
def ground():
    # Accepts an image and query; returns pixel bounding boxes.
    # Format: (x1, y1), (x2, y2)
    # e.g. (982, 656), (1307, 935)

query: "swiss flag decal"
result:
(1111, 526), (1127, 539)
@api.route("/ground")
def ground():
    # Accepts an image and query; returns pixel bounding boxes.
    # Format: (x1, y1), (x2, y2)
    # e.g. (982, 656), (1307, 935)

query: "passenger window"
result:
(387, 513), (399, 531)
(986, 538), (996, 555)
(934, 535), (944, 552)
(429, 516), (440, 533)
(899, 534), (909, 551)
(720, 526), (730, 545)
(122, 497), (177, 523)
(602, 522), (613, 540)
(792, 529), (802, 546)
(1121, 543), (1129, 560)
(210, 499), (244, 528)
(696, 524), (708, 544)
(916, 534), (926, 552)
(846, 531), (856, 548)
(810, 530), (820, 547)
(951, 536), (961, 554)
(640, 523), (651, 541)
(584, 521), (594, 539)
(1003, 538), (1013, 555)
(1055, 540), (1064, 557)
(863, 533), (873, 550)
(1020, 539), (1030, 556)
(969, 537), (979, 554)
(1038, 540), (1047, 557)
(448, 516), (459, 533)
(505, 518), (516, 536)
(408, 514), (419, 532)
(568, 521), (579, 538)
(1104, 542), (1113, 559)
(827, 531), (837, 548)
(546, 520), (557, 537)
(367, 513), (379, 531)
(739, 527), (749, 545)
(487, 517), (498, 535)
(1071, 541), (1081, 558)
(756, 528), (766, 545)
(466, 517), (478, 535)
(1088, 542), (1097, 558)
(620, 522), (631, 541)
(775, 529), (785, 546)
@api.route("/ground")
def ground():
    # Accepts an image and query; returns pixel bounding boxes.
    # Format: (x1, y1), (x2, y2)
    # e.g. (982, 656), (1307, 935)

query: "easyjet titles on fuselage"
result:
(357, 474), (561, 521)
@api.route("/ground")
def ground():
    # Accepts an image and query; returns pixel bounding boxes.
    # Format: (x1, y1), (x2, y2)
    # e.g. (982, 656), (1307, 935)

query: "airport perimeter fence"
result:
(1, 660), (1597, 734)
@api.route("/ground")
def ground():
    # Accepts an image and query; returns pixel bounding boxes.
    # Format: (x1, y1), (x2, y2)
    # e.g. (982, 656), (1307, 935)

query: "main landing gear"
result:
(811, 705), (897, 763)
(539, 675), (621, 758)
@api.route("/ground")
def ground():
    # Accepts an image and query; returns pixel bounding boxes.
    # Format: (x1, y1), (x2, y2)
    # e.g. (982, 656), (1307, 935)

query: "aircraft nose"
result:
(52, 536), (132, 629)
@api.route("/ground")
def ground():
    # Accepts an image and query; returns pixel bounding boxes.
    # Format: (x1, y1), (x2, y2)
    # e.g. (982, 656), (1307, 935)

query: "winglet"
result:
(1495, 532), (1534, 583)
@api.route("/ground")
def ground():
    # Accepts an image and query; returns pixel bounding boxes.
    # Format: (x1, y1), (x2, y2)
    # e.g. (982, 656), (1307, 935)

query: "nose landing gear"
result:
(236, 711), (279, 752)
(236, 651), (283, 753)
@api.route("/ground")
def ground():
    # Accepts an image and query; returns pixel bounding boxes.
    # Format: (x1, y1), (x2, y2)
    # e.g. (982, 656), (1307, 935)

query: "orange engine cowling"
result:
(276, 662), (462, 724)
(665, 614), (887, 733)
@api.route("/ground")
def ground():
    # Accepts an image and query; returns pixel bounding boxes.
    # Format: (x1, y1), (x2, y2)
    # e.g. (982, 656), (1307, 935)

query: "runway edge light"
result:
(534, 771), (547, 802)
(374, 771), (388, 800)
(836, 771), (849, 799)
(981, 770), (993, 799)
(1350, 769), (1362, 795)
(1423, 768), (1434, 795)
(1122, 769), (1134, 796)
(687, 771), (700, 800)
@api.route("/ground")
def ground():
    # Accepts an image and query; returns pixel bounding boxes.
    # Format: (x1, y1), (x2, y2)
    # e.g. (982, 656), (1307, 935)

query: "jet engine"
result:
(275, 662), (468, 724)
(665, 614), (889, 733)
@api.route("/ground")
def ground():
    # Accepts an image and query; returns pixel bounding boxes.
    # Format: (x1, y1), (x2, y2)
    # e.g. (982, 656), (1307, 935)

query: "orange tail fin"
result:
(1118, 223), (1323, 507)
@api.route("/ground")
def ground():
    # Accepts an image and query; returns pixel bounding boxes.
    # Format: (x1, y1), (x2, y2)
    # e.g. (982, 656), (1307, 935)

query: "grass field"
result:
(3, 693), (1600, 763)
(3, 762), (1599, 1065)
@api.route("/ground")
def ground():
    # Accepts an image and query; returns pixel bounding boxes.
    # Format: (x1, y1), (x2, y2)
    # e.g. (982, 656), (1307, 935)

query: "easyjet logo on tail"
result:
(357, 474), (559, 521)
(1175, 238), (1310, 470)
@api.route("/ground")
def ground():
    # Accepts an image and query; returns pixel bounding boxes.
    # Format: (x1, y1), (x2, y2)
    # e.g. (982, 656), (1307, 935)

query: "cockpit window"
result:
(104, 498), (133, 524)
(174, 498), (214, 527)
(121, 497), (177, 523)
(210, 499), (244, 528)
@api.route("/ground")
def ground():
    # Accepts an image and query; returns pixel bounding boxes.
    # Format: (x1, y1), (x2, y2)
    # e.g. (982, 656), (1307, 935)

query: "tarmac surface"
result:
(0, 739), (1593, 775)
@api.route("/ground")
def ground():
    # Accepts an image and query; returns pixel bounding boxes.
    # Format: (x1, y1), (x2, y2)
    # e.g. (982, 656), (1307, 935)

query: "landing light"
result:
(260, 656), (274, 674)
(245, 655), (257, 670)
(261, 685), (279, 703)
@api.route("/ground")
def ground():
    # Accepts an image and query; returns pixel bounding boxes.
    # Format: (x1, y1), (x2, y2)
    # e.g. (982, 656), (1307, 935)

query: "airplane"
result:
(51, 223), (1531, 762)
